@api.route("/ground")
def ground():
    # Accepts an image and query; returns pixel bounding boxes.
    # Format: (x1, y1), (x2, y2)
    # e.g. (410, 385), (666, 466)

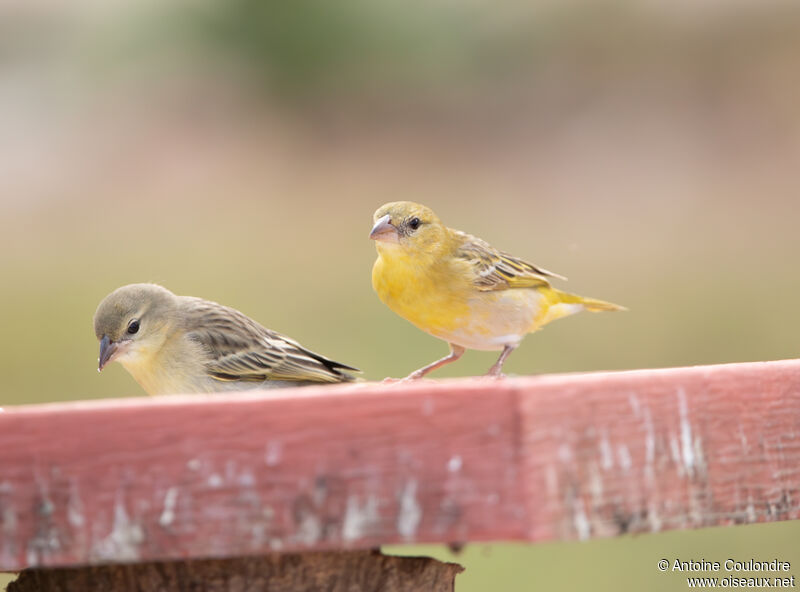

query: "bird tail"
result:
(557, 290), (626, 313)
(537, 288), (626, 327)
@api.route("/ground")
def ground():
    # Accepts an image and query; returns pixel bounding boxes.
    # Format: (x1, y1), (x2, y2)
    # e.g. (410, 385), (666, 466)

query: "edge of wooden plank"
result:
(1, 358), (798, 570)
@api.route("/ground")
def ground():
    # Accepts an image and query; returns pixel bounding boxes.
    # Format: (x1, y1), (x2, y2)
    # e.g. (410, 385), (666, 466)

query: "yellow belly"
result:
(372, 256), (466, 331)
(439, 290), (546, 350)
(372, 253), (547, 351)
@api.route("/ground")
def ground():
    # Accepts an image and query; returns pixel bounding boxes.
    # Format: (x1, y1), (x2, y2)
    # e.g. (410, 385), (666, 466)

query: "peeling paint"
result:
(447, 456), (463, 473)
(159, 487), (179, 527)
(1, 501), (17, 566)
(91, 497), (144, 561)
(572, 497), (590, 541)
(648, 503), (662, 532)
(26, 547), (38, 567)
(422, 398), (435, 416)
(187, 458), (201, 471)
(747, 500), (757, 523)
(599, 433), (613, 470)
(21, 472), (62, 566)
(238, 471), (256, 488)
(628, 394), (641, 416)
(678, 389), (695, 475)
(342, 495), (380, 542)
(643, 406), (655, 465)
(34, 474), (54, 518)
(24, 490), (63, 566)
(693, 434), (706, 475)
(2, 505), (16, 535)
(251, 523), (267, 545)
(265, 441), (282, 467)
(312, 483), (329, 510)
(294, 511), (321, 545)
(397, 480), (422, 539)
(250, 506), (275, 549)
(207, 474), (223, 488)
(669, 436), (682, 474)
(436, 497), (462, 533)
(545, 466), (558, 497)
(38, 497), (54, 517)
(588, 463), (604, 503)
(558, 443), (573, 464)
(617, 445), (632, 472)
(67, 480), (85, 528)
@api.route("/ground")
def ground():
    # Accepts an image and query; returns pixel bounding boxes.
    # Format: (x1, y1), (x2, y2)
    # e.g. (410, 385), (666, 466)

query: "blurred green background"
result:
(2, 0), (799, 589)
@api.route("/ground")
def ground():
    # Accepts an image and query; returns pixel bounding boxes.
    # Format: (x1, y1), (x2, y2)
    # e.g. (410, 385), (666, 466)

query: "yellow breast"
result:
(118, 331), (210, 395)
(372, 247), (471, 335)
(372, 244), (555, 351)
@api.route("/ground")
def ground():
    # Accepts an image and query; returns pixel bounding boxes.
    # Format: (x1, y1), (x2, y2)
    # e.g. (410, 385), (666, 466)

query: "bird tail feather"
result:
(556, 290), (626, 313)
(536, 288), (625, 327)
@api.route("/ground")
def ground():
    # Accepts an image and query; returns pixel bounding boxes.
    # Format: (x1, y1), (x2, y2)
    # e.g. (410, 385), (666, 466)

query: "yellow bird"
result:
(93, 283), (359, 395)
(369, 202), (624, 379)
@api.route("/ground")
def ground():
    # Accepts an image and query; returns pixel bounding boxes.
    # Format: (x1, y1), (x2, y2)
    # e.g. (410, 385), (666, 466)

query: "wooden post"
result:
(7, 552), (463, 592)
(1, 359), (799, 589)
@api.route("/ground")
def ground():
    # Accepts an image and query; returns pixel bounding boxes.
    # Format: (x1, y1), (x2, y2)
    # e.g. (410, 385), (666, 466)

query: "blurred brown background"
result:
(1, 0), (799, 589)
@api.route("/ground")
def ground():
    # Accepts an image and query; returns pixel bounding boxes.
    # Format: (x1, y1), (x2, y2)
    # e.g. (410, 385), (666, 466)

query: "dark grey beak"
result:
(98, 335), (119, 371)
(369, 214), (399, 243)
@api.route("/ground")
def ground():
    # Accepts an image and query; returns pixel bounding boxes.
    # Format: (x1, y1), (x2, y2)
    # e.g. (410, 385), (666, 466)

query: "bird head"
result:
(369, 201), (448, 256)
(93, 283), (177, 371)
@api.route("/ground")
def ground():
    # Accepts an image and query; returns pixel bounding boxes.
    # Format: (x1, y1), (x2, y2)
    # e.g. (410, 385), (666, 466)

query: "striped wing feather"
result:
(454, 231), (566, 291)
(182, 299), (357, 384)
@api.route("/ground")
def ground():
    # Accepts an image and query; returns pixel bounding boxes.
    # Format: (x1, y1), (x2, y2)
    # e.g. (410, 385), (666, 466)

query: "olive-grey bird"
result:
(93, 283), (358, 395)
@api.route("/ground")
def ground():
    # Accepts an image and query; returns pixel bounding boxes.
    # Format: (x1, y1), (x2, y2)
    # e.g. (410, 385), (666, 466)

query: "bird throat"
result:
(372, 247), (468, 335)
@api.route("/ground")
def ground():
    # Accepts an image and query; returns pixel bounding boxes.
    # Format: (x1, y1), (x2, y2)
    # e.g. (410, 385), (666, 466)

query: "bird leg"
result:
(405, 344), (466, 380)
(486, 345), (516, 377)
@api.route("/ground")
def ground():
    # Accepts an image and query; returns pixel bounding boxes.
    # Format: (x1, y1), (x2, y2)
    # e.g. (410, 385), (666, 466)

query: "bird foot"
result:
(404, 370), (427, 380)
(382, 375), (427, 383)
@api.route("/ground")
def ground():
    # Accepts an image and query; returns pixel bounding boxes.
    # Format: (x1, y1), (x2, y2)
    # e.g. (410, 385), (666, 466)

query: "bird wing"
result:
(453, 231), (566, 291)
(182, 299), (358, 384)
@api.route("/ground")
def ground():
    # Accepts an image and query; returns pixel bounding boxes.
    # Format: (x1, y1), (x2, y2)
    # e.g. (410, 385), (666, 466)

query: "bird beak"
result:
(98, 335), (119, 371)
(369, 215), (399, 243)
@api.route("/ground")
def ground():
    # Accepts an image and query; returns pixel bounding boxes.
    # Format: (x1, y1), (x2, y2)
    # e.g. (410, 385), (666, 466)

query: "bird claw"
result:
(379, 371), (429, 382)
(404, 371), (426, 381)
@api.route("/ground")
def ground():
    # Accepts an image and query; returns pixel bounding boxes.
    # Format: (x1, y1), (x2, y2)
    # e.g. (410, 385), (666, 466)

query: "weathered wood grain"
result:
(7, 551), (463, 592)
(1, 359), (799, 571)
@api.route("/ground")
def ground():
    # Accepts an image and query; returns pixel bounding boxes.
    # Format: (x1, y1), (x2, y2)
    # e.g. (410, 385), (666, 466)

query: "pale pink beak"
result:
(369, 214), (399, 243)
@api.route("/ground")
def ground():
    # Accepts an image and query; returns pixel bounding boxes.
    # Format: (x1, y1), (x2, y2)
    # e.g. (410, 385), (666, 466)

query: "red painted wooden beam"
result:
(1, 359), (799, 571)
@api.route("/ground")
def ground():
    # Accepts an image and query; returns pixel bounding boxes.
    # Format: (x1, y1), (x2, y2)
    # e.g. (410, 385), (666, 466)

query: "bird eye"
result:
(127, 319), (140, 335)
(408, 217), (421, 231)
